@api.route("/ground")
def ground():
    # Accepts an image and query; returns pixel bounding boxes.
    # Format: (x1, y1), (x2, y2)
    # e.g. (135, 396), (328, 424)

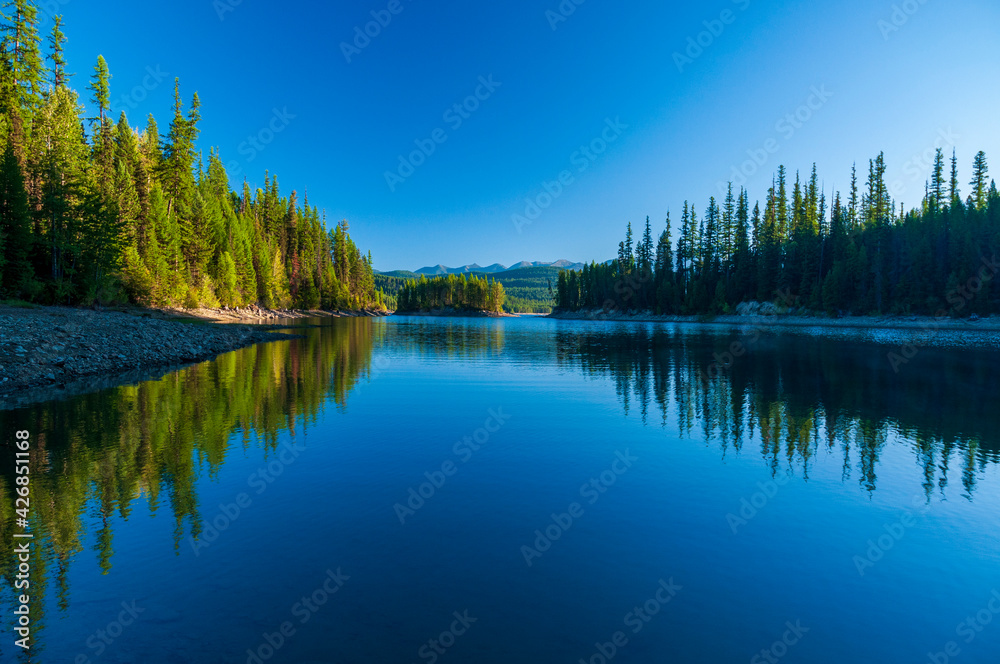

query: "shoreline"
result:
(149, 304), (391, 322)
(546, 309), (1000, 332)
(0, 304), (385, 409)
(392, 309), (515, 318)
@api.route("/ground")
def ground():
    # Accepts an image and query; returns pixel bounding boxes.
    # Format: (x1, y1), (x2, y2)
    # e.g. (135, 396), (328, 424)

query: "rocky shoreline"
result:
(0, 305), (384, 409)
(154, 304), (391, 322)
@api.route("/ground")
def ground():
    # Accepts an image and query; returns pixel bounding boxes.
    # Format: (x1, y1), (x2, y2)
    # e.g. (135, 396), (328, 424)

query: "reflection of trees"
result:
(556, 325), (998, 499)
(0, 319), (380, 654)
(1, 317), (996, 656)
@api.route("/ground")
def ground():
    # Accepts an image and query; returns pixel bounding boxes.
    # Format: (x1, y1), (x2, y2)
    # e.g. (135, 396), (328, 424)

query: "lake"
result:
(2, 316), (999, 663)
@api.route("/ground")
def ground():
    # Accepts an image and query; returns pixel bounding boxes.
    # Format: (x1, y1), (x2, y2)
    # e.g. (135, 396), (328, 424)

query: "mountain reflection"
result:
(554, 324), (998, 498)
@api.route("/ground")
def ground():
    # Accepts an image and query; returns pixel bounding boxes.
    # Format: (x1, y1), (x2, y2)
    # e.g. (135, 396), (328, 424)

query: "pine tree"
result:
(757, 181), (780, 301)
(141, 114), (161, 167)
(732, 187), (752, 301)
(751, 201), (760, 253)
(653, 214), (674, 313)
(618, 221), (634, 277)
(929, 148), (945, 212)
(970, 151), (989, 211)
(639, 216), (653, 275)
(775, 165), (789, 240)
(949, 149), (961, 208)
(87, 55), (110, 124)
(655, 213), (673, 276)
(1, 0), (44, 116)
(848, 163), (859, 230)
(161, 80), (200, 229)
(28, 64), (88, 288)
(703, 197), (720, 274)
(47, 14), (68, 87)
(0, 142), (31, 293)
(722, 183), (736, 267)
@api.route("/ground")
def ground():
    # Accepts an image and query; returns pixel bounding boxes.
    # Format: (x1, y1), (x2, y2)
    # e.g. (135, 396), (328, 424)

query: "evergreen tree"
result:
(929, 148), (945, 212)
(848, 163), (859, 230)
(87, 55), (110, 124)
(1, 0), (43, 117)
(654, 213), (674, 312)
(557, 150), (996, 319)
(949, 149), (961, 207)
(638, 216), (654, 276)
(0, 142), (31, 293)
(971, 151), (989, 211)
(732, 188), (752, 301)
(47, 14), (67, 87)
(618, 221), (634, 277)
(722, 183), (736, 267)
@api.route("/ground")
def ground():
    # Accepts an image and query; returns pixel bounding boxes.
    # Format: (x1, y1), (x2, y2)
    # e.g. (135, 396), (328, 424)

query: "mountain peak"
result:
(410, 260), (587, 276)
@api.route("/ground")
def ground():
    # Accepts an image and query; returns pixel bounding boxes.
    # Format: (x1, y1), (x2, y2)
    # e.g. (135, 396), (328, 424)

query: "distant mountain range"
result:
(382, 260), (586, 276)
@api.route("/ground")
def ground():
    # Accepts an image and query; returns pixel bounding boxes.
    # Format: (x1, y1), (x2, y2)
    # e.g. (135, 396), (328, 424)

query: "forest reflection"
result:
(554, 324), (999, 499)
(0, 319), (381, 654)
(1, 317), (997, 656)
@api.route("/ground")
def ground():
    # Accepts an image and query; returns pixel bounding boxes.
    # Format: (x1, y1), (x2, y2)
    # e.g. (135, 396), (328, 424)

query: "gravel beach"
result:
(0, 306), (302, 406)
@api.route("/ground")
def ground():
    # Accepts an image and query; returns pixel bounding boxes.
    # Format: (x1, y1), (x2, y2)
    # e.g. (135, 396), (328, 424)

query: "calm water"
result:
(2, 317), (1000, 663)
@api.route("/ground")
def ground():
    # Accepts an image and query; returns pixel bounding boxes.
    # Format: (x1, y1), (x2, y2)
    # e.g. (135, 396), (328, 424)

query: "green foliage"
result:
(0, 142), (31, 294)
(1, 0), (43, 116)
(87, 55), (110, 122)
(484, 266), (557, 312)
(374, 273), (410, 299)
(558, 154), (999, 318)
(0, 10), (381, 311)
(379, 266), (559, 313)
(397, 273), (505, 313)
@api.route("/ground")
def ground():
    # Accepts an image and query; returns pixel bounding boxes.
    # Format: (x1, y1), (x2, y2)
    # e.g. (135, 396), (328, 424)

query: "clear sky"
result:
(55, 0), (1000, 271)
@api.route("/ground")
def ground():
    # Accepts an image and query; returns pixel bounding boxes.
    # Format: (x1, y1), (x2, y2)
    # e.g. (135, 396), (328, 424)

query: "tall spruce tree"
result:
(930, 148), (945, 212)
(971, 151), (989, 211)
(0, 141), (33, 293)
(47, 14), (67, 87)
(1, 0), (43, 118)
(87, 54), (110, 124)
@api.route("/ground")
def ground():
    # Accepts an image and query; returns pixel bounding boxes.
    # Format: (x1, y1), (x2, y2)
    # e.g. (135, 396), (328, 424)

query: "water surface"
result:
(1, 316), (999, 663)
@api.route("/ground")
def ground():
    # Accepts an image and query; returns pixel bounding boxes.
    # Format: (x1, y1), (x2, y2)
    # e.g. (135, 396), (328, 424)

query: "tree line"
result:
(396, 273), (505, 313)
(377, 267), (557, 314)
(0, 2), (383, 310)
(557, 152), (999, 317)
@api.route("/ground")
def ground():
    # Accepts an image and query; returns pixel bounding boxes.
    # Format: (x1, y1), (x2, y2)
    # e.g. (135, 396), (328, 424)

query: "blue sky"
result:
(55, 0), (1000, 271)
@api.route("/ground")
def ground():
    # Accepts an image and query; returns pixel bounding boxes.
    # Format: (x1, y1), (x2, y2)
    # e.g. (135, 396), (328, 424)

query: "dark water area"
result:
(1, 317), (998, 663)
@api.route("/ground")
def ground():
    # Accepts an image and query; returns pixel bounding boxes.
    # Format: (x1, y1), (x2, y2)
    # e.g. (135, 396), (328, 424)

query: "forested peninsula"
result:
(396, 274), (507, 315)
(556, 154), (999, 319)
(0, 3), (384, 312)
